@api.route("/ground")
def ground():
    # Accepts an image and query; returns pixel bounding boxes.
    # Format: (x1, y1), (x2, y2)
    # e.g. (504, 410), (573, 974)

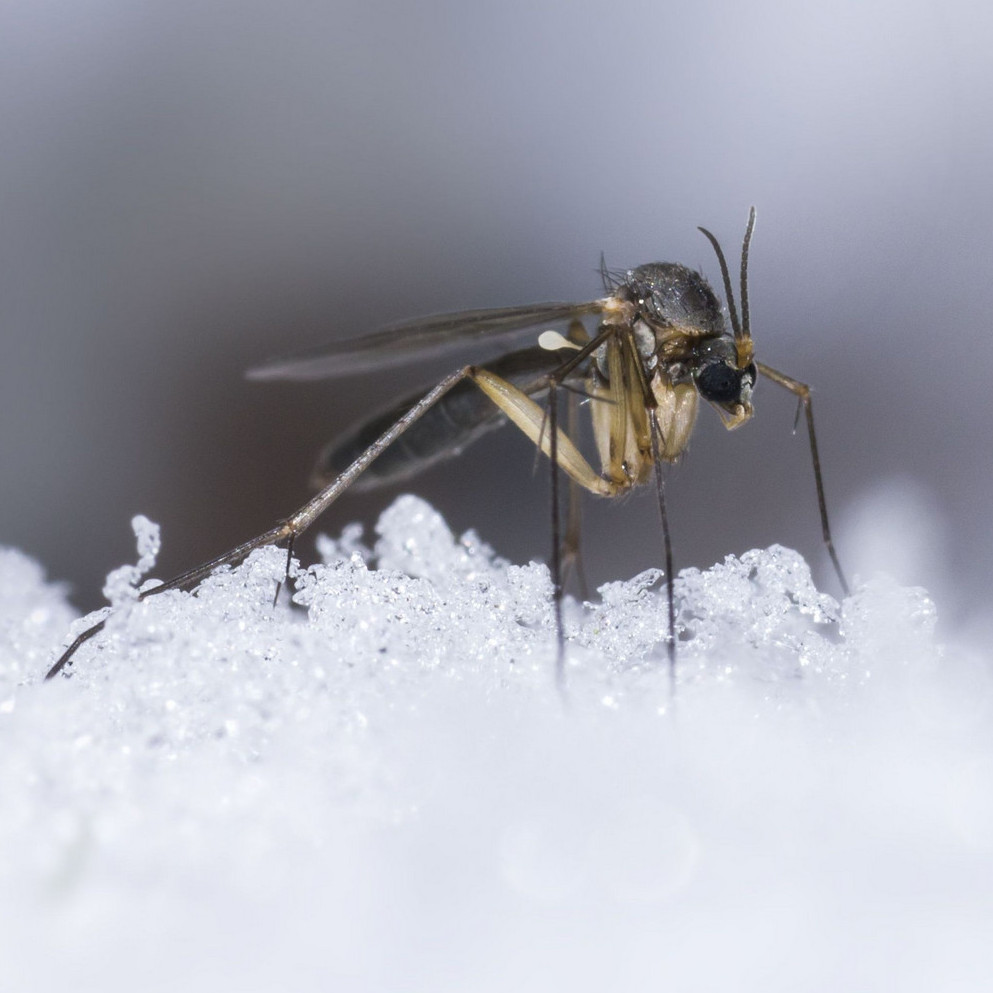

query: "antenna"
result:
(739, 206), (757, 342)
(697, 223), (742, 340)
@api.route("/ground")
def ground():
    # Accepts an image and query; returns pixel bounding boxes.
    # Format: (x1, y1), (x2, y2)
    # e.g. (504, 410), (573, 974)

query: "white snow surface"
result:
(1, 495), (990, 992)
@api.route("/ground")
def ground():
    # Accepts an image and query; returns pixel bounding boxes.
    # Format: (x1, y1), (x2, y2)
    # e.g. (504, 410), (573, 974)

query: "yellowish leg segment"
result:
(473, 367), (621, 498)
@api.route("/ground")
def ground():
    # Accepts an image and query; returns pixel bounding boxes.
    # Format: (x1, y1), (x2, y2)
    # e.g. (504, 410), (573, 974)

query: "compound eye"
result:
(696, 361), (741, 403)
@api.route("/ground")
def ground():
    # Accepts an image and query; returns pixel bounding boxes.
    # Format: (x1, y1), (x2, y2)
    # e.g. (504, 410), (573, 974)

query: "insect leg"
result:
(548, 379), (566, 689)
(273, 534), (296, 607)
(559, 318), (591, 596)
(47, 364), (617, 681)
(649, 420), (677, 694)
(561, 388), (589, 600)
(755, 362), (850, 596)
(314, 346), (577, 493)
(472, 365), (624, 687)
(472, 369), (619, 497)
(45, 521), (289, 679)
(46, 367), (483, 680)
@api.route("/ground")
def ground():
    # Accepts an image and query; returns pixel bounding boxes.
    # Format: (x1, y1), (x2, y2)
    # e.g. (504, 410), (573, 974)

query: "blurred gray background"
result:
(2, 0), (991, 630)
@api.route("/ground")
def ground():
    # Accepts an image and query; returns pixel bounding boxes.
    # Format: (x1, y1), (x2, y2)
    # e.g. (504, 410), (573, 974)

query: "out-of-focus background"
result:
(2, 0), (990, 626)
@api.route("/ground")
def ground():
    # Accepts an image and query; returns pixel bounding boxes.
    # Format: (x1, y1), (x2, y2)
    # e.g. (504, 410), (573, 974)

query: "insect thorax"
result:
(588, 261), (756, 470)
(620, 263), (727, 339)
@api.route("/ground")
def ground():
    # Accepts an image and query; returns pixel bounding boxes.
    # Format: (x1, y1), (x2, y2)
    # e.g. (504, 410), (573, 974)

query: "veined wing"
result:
(246, 300), (606, 381)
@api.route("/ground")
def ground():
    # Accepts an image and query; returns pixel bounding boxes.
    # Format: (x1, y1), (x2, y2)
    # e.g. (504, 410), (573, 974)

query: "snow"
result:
(1, 495), (990, 992)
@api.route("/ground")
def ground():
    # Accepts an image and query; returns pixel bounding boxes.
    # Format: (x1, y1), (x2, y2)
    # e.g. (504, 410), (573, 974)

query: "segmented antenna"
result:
(739, 206), (757, 342)
(697, 222), (742, 340)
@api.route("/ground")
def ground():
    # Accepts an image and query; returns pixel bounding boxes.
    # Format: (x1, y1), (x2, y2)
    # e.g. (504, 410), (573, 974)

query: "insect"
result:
(45, 208), (848, 685)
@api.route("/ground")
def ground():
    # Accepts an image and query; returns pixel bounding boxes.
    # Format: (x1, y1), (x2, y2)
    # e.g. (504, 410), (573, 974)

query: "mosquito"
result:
(45, 208), (849, 685)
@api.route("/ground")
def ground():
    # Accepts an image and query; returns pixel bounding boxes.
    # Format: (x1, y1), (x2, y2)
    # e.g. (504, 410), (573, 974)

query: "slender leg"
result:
(548, 380), (566, 690)
(473, 365), (625, 688)
(45, 520), (289, 679)
(472, 369), (618, 496)
(273, 534), (296, 607)
(756, 362), (850, 596)
(48, 367), (477, 680)
(650, 420), (677, 695)
(561, 389), (590, 600)
(47, 362), (619, 680)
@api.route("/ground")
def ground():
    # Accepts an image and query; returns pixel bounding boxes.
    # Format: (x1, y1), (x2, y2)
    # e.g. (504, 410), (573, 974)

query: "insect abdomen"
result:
(313, 346), (570, 491)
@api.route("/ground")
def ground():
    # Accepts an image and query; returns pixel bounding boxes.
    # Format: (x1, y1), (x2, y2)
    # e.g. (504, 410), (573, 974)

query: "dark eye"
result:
(696, 361), (741, 403)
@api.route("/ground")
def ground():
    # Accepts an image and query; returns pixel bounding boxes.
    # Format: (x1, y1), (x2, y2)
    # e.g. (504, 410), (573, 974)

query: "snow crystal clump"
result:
(0, 495), (988, 993)
(101, 514), (161, 606)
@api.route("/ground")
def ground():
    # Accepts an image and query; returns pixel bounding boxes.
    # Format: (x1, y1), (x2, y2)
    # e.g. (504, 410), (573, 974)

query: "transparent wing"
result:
(246, 300), (606, 381)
